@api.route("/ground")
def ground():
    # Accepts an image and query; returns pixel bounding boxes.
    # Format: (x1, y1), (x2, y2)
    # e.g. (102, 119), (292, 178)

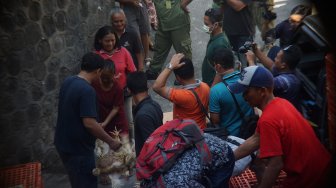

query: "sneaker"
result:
(146, 70), (159, 80)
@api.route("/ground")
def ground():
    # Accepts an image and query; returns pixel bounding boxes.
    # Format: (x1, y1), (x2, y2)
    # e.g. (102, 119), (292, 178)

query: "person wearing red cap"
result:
(229, 66), (331, 188)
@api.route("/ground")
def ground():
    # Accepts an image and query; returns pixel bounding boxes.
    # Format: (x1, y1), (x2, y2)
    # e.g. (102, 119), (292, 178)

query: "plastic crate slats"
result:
(0, 162), (42, 188)
(230, 168), (286, 188)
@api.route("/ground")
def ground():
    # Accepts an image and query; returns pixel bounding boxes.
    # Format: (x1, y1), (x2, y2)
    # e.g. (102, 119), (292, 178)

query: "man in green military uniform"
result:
(202, 8), (231, 86)
(146, 0), (193, 80)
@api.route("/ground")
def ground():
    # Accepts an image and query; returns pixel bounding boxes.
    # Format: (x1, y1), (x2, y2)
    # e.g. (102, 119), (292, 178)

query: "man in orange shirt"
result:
(153, 53), (210, 129)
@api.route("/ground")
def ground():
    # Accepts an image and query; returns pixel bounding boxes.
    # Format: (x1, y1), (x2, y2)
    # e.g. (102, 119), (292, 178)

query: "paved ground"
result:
(43, 0), (304, 187)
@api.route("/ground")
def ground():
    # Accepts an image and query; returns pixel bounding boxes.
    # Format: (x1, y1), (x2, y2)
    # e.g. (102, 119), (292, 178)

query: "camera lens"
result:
(238, 41), (252, 53)
(238, 46), (248, 53)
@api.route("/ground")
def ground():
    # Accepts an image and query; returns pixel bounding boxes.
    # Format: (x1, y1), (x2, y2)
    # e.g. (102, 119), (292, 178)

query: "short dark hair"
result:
(211, 48), (235, 69)
(102, 59), (115, 74)
(282, 45), (302, 69)
(127, 71), (148, 94)
(205, 8), (223, 26)
(94, 25), (121, 51)
(173, 57), (194, 80)
(81, 52), (105, 72)
(290, 4), (312, 17)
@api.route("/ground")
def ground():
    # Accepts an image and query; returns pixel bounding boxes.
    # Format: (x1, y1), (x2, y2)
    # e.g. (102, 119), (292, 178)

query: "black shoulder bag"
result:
(222, 80), (259, 139)
(190, 89), (228, 140)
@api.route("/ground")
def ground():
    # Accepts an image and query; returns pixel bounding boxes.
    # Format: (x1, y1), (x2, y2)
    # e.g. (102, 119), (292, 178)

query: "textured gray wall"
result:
(0, 0), (115, 172)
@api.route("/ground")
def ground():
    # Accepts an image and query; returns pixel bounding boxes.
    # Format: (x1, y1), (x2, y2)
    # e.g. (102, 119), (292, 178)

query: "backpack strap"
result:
(184, 124), (212, 188)
(181, 123), (212, 165)
(226, 137), (242, 146)
(222, 79), (245, 119)
(189, 89), (212, 124)
(226, 137), (256, 161)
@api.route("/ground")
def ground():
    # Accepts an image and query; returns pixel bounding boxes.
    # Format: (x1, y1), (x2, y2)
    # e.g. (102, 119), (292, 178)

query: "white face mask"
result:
(203, 22), (218, 34)
(202, 24), (212, 34)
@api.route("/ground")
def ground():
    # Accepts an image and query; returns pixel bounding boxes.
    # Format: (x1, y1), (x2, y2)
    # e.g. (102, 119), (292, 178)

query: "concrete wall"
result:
(0, 0), (115, 172)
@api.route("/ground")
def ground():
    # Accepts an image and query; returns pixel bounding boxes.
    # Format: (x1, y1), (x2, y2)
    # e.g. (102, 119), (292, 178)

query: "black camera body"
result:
(238, 41), (253, 53)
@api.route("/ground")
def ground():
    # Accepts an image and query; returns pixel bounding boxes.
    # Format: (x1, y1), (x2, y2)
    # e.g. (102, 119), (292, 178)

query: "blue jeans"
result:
(57, 150), (97, 188)
(209, 147), (235, 188)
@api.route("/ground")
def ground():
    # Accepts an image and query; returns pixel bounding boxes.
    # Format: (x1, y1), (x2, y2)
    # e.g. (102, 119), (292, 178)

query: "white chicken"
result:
(93, 128), (136, 187)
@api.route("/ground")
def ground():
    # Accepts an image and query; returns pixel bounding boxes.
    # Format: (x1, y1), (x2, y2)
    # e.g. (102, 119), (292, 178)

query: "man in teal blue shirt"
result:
(209, 48), (253, 136)
(202, 8), (231, 86)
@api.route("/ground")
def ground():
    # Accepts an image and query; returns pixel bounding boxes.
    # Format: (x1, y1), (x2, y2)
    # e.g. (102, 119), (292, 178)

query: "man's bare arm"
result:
(152, 53), (185, 99)
(181, 0), (193, 13)
(258, 156), (283, 188)
(83, 118), (121, 150)
(234, 133), (260, 160)
(252, 44), (274, 70)
(226, 0), (247, 12)
(245, 50), (257, 66)
(152, 68), (172, 99)
(101, 106), (120, 128)
(210, 112), (221, 125)
(136, 52), (144, 72)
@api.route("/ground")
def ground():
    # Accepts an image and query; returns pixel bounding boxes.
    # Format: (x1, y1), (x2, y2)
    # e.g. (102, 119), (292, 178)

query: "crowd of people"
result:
(54, 1), (332, 188)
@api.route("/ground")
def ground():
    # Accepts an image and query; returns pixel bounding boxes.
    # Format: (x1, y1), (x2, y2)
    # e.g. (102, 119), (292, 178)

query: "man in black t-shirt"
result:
(215, 0), (254, 66)
(54, 52), (121, 188)
(127, 71), (163, 156)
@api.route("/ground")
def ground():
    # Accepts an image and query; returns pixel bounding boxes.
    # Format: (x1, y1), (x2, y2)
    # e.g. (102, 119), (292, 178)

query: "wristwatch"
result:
(167, 63), (173, 70)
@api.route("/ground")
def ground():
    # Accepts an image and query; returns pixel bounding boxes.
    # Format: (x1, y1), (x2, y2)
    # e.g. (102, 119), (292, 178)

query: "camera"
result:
(238, 41), (253, 53)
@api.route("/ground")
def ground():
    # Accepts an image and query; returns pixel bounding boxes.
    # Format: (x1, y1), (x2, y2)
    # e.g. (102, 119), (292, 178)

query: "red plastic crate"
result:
(0, 162), (43, 188)
(230, 168), (287, 188)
